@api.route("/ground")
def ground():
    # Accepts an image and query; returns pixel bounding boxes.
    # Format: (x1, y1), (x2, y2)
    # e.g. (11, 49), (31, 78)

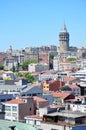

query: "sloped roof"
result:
(49, 80), (65, 91)
(69, 84), (79, 89)
(21, 85), (43, 95)
(61, 85), (72, 91)
(52, 92), (72, 99)
(5, 98), (25, 104)
(34, 96), (48, 102)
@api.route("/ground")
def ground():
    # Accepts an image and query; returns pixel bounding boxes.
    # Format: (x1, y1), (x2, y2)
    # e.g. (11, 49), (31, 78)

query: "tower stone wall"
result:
(59, 24), (69, 52)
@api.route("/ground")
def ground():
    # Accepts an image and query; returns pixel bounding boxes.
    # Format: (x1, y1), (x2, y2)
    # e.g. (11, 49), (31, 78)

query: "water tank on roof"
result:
(82, 97), (86, 104)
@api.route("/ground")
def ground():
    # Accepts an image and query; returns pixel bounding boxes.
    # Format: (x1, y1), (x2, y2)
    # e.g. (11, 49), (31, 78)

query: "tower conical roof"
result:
(61, 23), (67, 32)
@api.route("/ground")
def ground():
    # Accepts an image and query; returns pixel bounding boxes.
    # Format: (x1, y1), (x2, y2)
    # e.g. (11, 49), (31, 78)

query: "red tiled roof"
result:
(21, 96), (30, 99)
(34, 96), (48, 102)
(52, 92), (71, 99)
(76, 95), (86, 99)
(69, 84), (79, 89)
(5, 98), (25, 104)
(49, 80), (65, 91)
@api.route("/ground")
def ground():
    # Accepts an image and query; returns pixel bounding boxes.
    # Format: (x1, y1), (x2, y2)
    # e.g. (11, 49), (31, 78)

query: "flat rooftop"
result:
(44, 110), (86, 118)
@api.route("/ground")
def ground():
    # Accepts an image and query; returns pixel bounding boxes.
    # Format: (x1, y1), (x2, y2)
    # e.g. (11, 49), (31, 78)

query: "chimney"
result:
(9, 126), (16, 130)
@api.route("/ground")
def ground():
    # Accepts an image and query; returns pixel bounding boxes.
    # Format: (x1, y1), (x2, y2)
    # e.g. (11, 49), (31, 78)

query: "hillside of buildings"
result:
(0, 25), (86, 130)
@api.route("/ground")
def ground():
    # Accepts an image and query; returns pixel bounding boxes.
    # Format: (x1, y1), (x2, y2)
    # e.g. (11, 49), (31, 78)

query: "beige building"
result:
(53, 58), (78, 71)
(38, 52), (49, 65)
(24, 53), (38, 62)
(4, 56), (18, 71)
(59, 60), (76, 71)
(28, 63), (49, 72)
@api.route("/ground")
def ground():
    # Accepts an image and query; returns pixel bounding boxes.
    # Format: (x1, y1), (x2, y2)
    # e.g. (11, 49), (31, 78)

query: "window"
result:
(58, 117), (65, 122)
(12, 106), (17, 111)
(6, 112), (11, 116)
(12, 113), (17, 120)
(5, 106), (11, 111)
(30, 108), (31, 111)
(1, 99), (5, 102)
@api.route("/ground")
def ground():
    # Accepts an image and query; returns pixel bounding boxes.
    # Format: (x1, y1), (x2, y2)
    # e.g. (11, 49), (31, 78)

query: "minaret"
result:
(7, 45), (13, 55)
(59, 23), (69, 52)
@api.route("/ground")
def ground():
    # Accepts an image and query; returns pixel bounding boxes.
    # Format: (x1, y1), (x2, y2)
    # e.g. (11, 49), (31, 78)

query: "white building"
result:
(53, 56), (59, 71)
(39, 71), (58, 81)
(72, 68), (86, 79)
(25, 115), (42, 126)
(70, 103), (86, 113)
(4, 57), (18, 71)
(81, 59), (86, 68)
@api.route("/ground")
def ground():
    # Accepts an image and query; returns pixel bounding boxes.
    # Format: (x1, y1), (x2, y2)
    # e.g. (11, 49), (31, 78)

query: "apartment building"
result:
(4, 96), (35, 121)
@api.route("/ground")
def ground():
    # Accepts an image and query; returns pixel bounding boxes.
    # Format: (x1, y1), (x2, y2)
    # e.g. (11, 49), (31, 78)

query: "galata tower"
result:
(59, 24), (69, 52)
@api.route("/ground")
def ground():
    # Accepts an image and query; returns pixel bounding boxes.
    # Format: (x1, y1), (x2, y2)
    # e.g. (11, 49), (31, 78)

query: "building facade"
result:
(4, 96), (35, 121)
(28, 63), (49, 72)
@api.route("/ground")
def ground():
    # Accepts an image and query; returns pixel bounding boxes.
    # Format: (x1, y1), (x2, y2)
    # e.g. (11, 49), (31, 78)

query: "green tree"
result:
(67, 57), (76, 61)
(24, 73), (35, 83)
(16, 72), (23, 77)
(11, 65), (16, 72)
(22, 59), (37, 70)
(29, 59), (37, 64)
(50, 54), (54, 59)
(22, 60), (29, 70)
(15, 72), (35, 83)
(0, 64), (4, 70)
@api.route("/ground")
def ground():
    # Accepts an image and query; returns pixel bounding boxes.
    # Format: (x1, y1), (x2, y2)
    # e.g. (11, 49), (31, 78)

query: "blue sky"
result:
(0, 0), (86, 51)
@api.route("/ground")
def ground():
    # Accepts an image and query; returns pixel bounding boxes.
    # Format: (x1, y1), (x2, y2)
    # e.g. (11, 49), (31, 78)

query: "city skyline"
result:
(0, 0), (86, 51)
